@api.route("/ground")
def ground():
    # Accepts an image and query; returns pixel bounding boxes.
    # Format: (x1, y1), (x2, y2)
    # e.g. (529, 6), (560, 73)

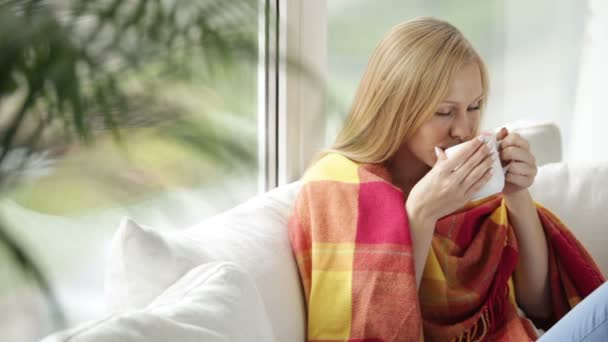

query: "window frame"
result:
(258, 0), (327, 192)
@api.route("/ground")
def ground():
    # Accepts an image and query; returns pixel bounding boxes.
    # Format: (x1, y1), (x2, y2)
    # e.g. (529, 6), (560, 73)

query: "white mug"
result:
(444, 135), (506, 201)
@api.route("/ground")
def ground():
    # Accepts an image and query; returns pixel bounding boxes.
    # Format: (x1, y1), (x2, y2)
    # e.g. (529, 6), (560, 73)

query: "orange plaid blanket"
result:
(288, 153), (605, 341)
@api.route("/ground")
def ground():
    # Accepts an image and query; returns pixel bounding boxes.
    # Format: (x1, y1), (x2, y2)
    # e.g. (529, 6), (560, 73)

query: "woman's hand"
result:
(406, 136), (495, 288)
(406, 136), (496, 222)
(495, 128), (550, 317)
(495, 127), (538, 196)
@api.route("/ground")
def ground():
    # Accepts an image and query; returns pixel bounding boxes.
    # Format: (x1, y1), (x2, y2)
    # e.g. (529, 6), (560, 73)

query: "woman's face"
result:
(406, 62), (484, 167)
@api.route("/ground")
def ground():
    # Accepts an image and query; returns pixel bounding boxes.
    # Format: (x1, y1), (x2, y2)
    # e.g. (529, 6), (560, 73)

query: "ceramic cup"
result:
(444, 134), (506, 201)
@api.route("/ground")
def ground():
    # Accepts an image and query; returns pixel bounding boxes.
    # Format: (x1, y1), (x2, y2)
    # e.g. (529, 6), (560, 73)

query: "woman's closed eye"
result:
(435, 106), (454, 116)
(436, 106), (480, 117)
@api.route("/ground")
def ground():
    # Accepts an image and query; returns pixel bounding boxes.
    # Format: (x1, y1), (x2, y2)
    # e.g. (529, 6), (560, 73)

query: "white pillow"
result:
(530, 161), (608, 274)
(43, 262), (275, 342)
(104, 182), (305, 342)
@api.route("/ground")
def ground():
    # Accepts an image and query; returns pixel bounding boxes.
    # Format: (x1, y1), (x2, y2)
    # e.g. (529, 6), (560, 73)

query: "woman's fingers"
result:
(440, 137), (486, 174)
(461, 153), (494, 190)
(434, 146), (448, 161)
(451, 142), (492, 183)
(505, 172), (530, 187)
(496, 127), (509, 141)
(465, 167), (493, 198)
(505, 161), (536, 177)
(500, 132), (529, 150)
(500, 146), (535, 166)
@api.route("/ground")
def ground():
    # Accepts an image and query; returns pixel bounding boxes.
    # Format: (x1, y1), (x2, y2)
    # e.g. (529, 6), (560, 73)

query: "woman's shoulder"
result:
(301, 152), (361, 184)
(299, 152), (396, 191)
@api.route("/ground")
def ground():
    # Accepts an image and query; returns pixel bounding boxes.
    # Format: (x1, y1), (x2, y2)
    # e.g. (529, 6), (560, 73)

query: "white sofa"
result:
(42, 122), (608, 341)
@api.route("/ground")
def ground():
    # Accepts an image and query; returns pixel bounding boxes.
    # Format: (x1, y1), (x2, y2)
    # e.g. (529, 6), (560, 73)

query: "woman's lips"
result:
(439, 144), (456, 150)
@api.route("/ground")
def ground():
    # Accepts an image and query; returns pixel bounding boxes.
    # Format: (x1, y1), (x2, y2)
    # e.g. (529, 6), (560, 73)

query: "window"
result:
(0, 1), (265, 340)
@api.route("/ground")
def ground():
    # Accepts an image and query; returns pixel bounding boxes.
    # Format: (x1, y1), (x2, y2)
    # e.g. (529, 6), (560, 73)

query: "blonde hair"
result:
(315, 17), (489, 165)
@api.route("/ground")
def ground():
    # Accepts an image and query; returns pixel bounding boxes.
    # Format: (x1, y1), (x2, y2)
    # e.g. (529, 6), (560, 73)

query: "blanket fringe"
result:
(452, 309), (490, 342)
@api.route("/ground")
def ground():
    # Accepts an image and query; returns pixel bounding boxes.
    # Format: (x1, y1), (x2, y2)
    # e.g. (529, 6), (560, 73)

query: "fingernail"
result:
(434, 146), (442, 157)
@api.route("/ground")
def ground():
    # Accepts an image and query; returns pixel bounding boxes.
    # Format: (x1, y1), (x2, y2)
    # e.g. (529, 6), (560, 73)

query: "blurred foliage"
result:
(0, 0), (260, 187)
(0, 0), (260, 331)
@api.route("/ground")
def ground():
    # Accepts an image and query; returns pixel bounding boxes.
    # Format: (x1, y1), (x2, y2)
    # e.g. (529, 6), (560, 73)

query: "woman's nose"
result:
(450, 111), (472, 141)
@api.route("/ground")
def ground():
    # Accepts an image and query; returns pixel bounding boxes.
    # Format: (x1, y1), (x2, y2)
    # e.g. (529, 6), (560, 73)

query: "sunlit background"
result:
(326, 0), (608, 161)
(1, 0), (607, 341)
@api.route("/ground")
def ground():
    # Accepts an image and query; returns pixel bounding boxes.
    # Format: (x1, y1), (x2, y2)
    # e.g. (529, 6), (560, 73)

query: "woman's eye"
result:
(435, 111), (452, 116)
(468, 106), (481, 112)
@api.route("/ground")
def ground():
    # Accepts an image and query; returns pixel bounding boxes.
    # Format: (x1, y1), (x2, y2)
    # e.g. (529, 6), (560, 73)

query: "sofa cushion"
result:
(530, 161), (608, 274)
(104, 182), (305, 342)
(45, 262), (275, 342)
(103, 160), (607, 342)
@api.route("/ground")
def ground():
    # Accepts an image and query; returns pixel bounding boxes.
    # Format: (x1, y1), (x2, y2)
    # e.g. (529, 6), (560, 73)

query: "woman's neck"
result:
(386, 150), (430, 199)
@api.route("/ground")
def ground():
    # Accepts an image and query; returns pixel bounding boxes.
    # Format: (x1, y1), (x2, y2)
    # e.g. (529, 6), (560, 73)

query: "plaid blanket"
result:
(288, 153), (605, 342)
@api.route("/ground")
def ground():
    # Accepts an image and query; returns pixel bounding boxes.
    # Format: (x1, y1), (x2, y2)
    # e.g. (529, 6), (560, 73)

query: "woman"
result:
(288, 17), (606, 341)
